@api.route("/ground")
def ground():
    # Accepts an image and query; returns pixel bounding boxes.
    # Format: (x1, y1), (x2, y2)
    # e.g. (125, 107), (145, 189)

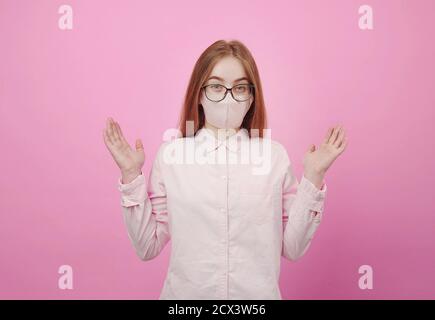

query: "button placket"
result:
(224, 140), (230, 299)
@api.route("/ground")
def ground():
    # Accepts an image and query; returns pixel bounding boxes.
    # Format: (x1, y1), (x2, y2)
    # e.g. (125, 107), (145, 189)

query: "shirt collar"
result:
(194, 127), (250, 154)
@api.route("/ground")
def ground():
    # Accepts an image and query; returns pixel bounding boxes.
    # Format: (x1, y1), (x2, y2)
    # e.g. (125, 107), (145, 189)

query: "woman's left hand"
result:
(303, 124), (348, 189)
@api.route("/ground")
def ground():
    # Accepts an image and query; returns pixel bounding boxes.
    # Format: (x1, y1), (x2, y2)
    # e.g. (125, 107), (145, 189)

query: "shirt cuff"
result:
(117, 174), (147, 207)
(297, 174), (327, 212)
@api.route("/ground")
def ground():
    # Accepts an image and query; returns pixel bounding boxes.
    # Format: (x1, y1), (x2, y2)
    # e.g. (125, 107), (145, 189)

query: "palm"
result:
(111, 140), (144, 171)
(103, 118), (145, 172)
(303, 125), (347, 174)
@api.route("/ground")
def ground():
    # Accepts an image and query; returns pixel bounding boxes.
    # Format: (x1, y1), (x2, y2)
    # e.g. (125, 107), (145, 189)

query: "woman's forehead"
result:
(207, 56), (248, 84)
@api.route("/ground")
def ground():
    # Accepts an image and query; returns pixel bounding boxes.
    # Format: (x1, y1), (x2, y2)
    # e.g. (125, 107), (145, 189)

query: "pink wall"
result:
(1, 0), (434, 299)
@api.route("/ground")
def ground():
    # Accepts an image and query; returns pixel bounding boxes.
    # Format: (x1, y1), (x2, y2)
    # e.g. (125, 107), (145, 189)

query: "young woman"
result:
(103, 39), (347, 300)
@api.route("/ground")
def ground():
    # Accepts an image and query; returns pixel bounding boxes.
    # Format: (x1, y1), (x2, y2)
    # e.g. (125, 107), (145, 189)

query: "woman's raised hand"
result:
(103, 117), (145, 183)
(302, 124), (348, 189)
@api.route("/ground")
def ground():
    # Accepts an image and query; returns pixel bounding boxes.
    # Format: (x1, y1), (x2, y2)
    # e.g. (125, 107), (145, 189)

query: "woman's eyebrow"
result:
(206, 76), (249, 83)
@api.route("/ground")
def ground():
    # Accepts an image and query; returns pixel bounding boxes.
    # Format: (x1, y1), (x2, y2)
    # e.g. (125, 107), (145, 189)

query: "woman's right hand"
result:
(103, 117), (145, 184)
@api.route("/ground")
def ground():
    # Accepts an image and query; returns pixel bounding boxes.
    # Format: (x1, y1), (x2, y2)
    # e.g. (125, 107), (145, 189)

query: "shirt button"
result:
(220, 207), (226, 213)
(221, 175), (227, 180)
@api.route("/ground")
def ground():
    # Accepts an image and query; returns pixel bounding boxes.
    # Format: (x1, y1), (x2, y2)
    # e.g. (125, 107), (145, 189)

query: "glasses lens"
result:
(205, 84), (226, 101)
(232, 84), (252, 101)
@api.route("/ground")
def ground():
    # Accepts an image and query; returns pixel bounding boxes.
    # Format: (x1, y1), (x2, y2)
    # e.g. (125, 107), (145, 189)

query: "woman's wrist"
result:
(121, 168), (142, 184)
(303, 169), (325, 190)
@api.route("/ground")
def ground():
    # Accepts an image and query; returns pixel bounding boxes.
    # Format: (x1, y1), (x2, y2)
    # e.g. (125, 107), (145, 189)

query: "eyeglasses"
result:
(201, 83), (255, 102)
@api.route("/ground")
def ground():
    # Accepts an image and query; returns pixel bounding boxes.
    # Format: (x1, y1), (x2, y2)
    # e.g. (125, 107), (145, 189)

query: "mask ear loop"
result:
(223, 103), (230, 147)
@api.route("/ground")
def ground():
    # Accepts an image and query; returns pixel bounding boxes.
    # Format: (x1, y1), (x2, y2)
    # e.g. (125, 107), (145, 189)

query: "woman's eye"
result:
(210, 85), (223, 91)
(235, 85), (248, 92)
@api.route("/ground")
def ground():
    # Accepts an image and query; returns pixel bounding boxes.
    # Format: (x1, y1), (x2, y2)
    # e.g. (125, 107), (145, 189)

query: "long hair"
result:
(178, 39), (267, 138)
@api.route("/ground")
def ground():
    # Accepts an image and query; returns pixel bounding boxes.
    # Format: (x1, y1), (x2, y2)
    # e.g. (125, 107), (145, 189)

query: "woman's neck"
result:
(204, 121), (240, 140)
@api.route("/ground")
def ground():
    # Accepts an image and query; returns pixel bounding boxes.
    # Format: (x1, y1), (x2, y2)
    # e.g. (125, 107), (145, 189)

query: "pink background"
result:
(1, 0), (434, 299)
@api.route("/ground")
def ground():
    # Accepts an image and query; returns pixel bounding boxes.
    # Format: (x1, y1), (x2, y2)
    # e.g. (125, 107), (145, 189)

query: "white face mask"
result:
(200, 90), (253, 130)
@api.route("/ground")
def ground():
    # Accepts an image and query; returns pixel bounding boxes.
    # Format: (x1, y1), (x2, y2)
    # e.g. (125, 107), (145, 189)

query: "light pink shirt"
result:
(117, 127), (327, 300)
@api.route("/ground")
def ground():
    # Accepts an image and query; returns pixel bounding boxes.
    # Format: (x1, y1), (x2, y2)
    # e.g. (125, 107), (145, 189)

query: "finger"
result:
(105, 119), (114, 144)
(329, 125), (341, 145)
(103, 127), (113, 146)
(135, 139), (144, 151)
(116, 122), (127, 142)
(338, 137), (348, 152)
(337, 128), (346, 149)
(324, 127), (333, 144)
(333, 126), (345, 148)
(115, 121), (128, 145)
(107, 117), (117, 143)
(109, 118), (120, 143)
(112, 121), (122, 143)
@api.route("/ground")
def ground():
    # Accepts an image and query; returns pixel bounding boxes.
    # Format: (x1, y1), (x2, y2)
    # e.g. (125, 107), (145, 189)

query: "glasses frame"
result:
(201, 83), (255, 102)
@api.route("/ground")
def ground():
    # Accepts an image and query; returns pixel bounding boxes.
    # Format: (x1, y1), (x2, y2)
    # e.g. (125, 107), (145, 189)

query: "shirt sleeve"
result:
(280, 148), (327, 261)
(117, 144), (170, 261)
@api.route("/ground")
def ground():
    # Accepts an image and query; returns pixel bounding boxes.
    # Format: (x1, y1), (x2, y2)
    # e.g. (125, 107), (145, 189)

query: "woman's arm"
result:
(117, 146), (170, 261)
(280, 125), (347, 261)
(280, 151), (327, 261)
